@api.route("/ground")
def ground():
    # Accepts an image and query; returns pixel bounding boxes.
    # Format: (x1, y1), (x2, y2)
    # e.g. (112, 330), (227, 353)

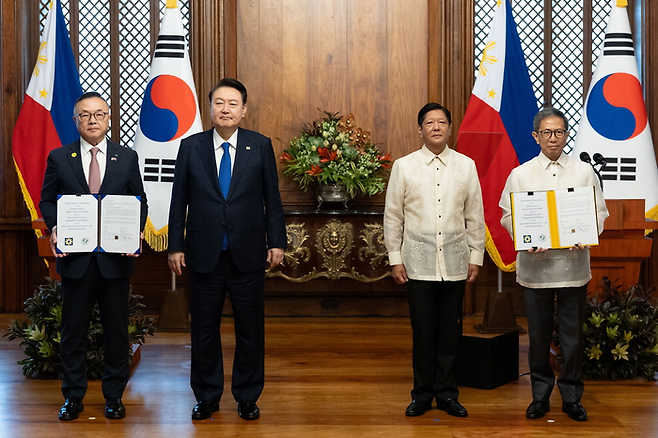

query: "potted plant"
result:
(280, 110), (392, 207)
(580, 277), (658, 380)
(4, 277), (156, 378)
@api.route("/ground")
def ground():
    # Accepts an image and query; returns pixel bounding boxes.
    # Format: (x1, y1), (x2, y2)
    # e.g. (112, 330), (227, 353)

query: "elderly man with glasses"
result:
(499, 107), (608, 422)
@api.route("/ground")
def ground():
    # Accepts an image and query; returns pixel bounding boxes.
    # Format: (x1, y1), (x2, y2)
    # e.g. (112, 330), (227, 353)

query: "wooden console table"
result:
(267, 209), (391, 283)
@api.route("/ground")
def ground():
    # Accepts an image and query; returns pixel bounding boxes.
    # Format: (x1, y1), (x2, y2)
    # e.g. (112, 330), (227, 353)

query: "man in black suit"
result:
(168, 78), (286, 421)
(40, 91), (148, 421)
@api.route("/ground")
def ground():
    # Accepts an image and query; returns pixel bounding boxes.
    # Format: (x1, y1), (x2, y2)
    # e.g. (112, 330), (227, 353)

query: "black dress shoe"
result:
(237, 400), (260, 420)
(405, 400), (432, 417)
(58, 397), (84, 421)
(562, 401), (587, 421)
(104, 398), (126, 419)
(437, 398), (468, 417)
(192, 401), (220, 420)
(526, 400), (550, 419)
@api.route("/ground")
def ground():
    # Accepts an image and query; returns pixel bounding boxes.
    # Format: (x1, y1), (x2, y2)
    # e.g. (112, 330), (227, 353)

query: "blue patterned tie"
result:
(219, 142), (231, 249)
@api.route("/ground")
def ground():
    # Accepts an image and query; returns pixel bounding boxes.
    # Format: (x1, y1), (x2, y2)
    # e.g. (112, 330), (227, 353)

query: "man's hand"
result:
(466, 264), (479, 283)
(168, 251), (186, 276)
(391, 264), (409, 285)
(267, 248), (285, 268)
(49, 226), (67, 258)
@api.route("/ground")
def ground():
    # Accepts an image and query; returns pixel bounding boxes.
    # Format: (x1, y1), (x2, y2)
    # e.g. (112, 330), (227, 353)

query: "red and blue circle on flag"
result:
(139, 74), (197, 142)
(586, 72), (647, 141)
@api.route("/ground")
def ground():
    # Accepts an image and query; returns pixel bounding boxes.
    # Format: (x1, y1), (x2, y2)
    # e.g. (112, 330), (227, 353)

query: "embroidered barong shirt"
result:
(384, 145), (485, 281)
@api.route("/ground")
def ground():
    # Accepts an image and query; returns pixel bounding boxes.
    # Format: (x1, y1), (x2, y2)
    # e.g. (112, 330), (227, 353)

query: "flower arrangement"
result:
(280, 110), (392, 198)
(579, 278), (658, 380)
(4, 278), (156, 378)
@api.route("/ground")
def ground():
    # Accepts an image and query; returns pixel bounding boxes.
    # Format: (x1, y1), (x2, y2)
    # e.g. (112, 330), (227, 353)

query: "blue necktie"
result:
(219, 142), (232, 197)
(219, 142), (232, 249)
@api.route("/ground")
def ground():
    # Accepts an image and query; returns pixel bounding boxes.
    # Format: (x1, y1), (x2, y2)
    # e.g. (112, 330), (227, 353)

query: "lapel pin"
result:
(246, 146), (251, 150)
(111, 156), (118, 161)
(71, 152), (77, 157)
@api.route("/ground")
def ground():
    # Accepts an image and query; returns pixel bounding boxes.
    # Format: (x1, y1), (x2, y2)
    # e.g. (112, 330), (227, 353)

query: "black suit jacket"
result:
(40, 140), (148, 279)
(168, 127), (287, 273)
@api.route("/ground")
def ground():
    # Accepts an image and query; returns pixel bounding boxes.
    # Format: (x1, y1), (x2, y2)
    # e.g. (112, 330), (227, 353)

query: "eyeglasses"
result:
(536, 129), (568, 139)
(75, 111), (109, 122)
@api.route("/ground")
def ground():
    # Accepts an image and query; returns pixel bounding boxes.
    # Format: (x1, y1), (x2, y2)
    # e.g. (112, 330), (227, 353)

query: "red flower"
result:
(378, 152), (392, 169)
(318, 147), (338, 162)
(280, 151), (293, 162)
(306, 164), (323, 175)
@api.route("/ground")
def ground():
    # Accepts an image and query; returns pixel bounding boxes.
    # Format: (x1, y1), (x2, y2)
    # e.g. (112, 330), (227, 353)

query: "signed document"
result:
(99, 195), (141, 254)
(510, 186), (600, 251)
(57, 194), (141, 254)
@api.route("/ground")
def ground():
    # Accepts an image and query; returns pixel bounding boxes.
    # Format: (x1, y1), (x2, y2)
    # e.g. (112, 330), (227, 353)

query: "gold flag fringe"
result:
(143, 218), (169, 252)
(485, 225), (516, 272)
(13, 157), (43, 239)
(13, 157), (48, 268)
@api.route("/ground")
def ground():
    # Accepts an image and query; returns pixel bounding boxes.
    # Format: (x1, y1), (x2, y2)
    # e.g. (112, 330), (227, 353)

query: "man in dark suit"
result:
(168, 78), (287, 421)
(40, 91), (148, 421)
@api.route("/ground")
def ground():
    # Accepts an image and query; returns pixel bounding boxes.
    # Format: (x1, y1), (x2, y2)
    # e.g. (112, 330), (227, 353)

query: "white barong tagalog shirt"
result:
(384, 145), (485, 281)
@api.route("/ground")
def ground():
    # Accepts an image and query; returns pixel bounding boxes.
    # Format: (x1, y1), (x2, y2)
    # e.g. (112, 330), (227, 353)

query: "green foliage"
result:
(4, 277), (156, 379)
(582, 277), (658, 380)
(279, 110), (392, 198)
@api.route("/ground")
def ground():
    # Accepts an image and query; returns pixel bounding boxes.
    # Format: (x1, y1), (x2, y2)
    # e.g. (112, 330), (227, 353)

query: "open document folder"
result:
(510, 186), (600, 251)
(56, 194), (141, 254)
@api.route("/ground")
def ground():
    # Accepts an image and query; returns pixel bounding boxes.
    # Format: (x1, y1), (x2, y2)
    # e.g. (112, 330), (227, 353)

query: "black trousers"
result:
(189, 250), (265, 403)
(523, 285), (587, 403)
(60, 256), (130, 400)
(407, 279), (465, 403)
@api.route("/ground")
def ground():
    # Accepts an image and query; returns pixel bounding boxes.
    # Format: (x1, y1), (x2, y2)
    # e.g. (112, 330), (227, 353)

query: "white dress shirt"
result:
(213, 129), (238, 174)
(499, 152), (609, 288)
(384, 145), (485, 281)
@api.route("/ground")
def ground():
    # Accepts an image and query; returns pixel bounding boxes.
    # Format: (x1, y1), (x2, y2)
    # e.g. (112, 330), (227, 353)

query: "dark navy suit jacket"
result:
(168, 127), (287, 273)
(39, 140), (148, 279)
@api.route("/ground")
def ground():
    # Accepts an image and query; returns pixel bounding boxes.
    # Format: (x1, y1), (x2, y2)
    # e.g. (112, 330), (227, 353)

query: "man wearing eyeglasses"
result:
(40, 91), (148, 421)
(499, 107), (608, 422)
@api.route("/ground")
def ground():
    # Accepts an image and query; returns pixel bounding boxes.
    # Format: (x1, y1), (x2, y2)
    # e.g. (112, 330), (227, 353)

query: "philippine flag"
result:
(12, 0), (82, 222)
(133, 0), (203, 251)
(573, 0), (658, 221)
(457, 0), (539, 271)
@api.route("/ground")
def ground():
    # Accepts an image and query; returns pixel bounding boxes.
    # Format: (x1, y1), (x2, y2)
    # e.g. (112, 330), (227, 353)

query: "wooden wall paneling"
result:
(236, 0), (428, 209)
(428, 0), (474, 136)
(189, 0), (225, 130)
(348, 0), (386, 149)
(639, 0), (658, 293)
(223, 0), (239, 80)
(583, 0), (593, 94)
(109, 0), (121, 143)
(385, 0), (428, 159)
(427, 0), (444, 106)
